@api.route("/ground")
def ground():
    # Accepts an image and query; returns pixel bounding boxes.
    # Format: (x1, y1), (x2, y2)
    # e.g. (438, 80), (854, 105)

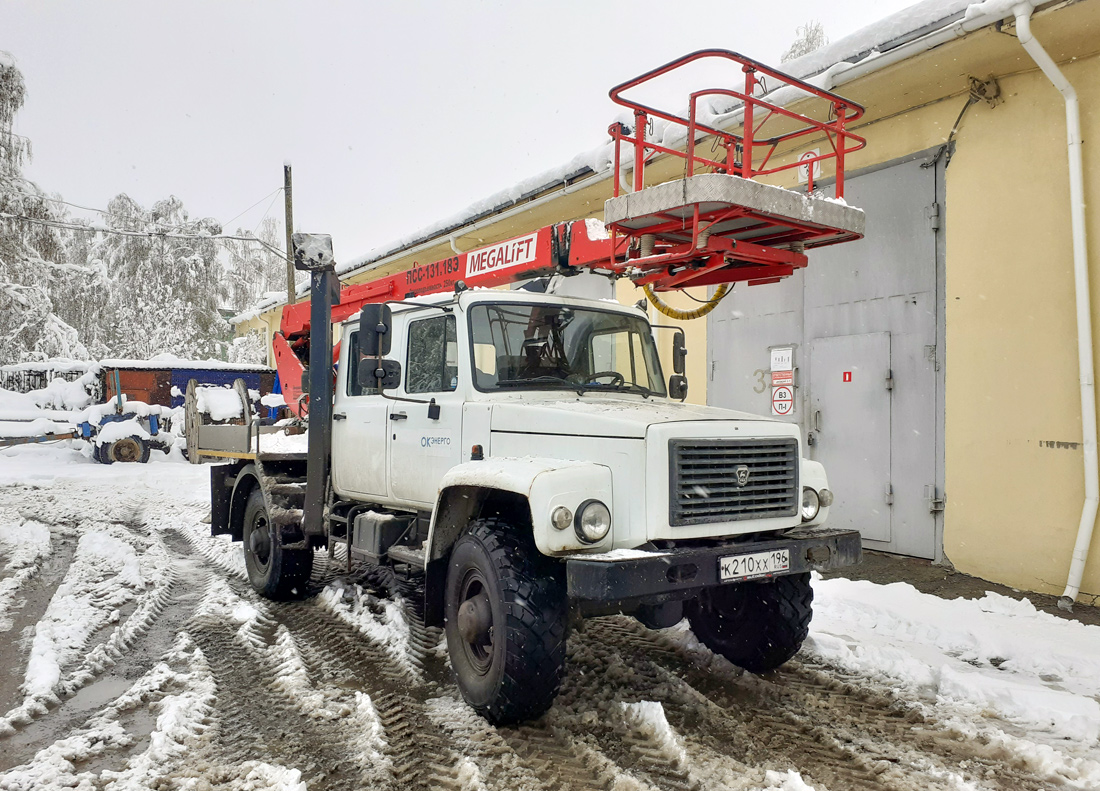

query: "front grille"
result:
(669, 438), (799, 526)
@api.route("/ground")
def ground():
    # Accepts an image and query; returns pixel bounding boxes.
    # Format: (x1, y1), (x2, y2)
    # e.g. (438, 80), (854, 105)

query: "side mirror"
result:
(357, 358), (401, 390)
(359, 304), (392, 357)
(672, 331), (687, 375)
(669, 374), (688, 401)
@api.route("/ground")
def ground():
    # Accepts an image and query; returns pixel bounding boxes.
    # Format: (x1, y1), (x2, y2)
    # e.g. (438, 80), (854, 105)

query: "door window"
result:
(406, 315), (458, 394)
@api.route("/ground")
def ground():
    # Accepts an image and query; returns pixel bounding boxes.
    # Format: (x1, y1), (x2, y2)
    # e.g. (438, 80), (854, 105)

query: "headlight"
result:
(801, 488), (820, 521)
(575, 500), (611, 543)
(550, 505), (573, 531)
(819, 488), (834, 507)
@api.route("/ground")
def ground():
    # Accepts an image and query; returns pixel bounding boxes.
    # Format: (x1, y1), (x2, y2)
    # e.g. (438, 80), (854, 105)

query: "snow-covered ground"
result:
(0, 442), (1097, 790)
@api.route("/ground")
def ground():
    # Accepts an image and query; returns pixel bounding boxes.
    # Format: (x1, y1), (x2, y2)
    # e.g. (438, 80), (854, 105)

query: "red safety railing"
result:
(607, 49), (866, 199)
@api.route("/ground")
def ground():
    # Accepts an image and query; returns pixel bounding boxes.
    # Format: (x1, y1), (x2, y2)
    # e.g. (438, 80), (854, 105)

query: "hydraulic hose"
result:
(643, 282), (732, 320)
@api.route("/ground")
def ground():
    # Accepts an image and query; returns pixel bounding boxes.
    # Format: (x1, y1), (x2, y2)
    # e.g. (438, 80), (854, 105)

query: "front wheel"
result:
(242, 487), (313, 599)
(444, 518), (567, 724)
(686, 572), (813, 673)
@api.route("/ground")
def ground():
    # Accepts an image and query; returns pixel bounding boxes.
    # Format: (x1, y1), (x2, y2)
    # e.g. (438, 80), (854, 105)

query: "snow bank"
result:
(807, 575), (1100, 742)
(29, 369), (97, 411)
(0, 418), (65, 438)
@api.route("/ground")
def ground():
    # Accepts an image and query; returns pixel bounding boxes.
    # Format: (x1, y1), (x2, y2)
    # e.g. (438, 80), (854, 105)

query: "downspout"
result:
(1013, 4), (1097, 609)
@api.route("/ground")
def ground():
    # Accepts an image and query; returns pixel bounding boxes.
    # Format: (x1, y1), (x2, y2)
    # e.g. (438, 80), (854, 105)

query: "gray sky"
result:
(4, 1), (918, 267)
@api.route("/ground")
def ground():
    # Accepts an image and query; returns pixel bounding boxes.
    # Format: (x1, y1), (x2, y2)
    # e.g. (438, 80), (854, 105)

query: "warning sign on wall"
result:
(772, 385), (794, 416)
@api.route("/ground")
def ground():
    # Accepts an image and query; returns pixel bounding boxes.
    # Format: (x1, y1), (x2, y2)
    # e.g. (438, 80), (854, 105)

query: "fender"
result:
(427, 457), (615, 562)
(228, 463), (262, 541)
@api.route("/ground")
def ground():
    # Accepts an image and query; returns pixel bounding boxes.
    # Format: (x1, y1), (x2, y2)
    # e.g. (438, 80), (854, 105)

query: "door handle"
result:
(389, 412), (408, 421)
(333, 412), (347, 421)
(814, 410), (821, 432)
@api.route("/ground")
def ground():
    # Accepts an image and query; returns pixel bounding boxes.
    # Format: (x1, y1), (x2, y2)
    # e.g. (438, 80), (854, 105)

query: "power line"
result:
(251, 188), (283, 237)
(10, 185), (286, 238)
(0, 210), (288, 258)
(223, 186), (285, 230)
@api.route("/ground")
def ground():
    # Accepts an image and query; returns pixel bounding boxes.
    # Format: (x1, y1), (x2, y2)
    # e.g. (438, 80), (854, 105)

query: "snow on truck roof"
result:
(231, 0), (1025, 325)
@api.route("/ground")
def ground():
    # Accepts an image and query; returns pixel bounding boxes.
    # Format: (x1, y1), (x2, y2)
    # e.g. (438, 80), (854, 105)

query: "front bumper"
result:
(565, 527), (861, 603)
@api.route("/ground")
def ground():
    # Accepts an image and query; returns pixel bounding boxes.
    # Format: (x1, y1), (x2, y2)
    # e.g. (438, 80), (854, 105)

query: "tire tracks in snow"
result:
(583, 616), (1062, 791)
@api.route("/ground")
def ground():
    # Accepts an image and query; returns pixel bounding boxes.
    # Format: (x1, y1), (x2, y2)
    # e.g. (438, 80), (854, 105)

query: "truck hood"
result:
(489, 396), (777, 439)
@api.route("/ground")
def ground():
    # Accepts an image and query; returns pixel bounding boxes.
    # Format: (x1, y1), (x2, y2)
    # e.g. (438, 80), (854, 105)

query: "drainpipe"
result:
(1013, 4), (1097, 609)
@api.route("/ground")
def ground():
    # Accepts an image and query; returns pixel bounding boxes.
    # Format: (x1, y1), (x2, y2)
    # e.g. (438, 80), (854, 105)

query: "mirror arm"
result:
(372, 352), (434, 406)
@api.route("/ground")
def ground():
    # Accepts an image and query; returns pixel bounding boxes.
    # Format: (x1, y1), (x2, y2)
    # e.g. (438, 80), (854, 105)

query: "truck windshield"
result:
(469, 302), (667, 396)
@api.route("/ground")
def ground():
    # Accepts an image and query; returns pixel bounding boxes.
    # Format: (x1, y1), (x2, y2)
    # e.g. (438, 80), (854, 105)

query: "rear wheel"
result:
(686, 572), (813, 673)
(242, 487), (313, 599)
(444, 518), (567, 724)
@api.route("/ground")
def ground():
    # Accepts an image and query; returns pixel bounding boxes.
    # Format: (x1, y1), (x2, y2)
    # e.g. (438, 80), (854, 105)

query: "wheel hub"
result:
(249, 519), (272, 566)
(457, 591), (492, 645)
(110, 438), (141, 463)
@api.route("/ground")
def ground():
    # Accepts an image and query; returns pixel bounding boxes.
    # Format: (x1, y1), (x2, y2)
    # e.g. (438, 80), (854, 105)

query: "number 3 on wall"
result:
(752, 369), (768, 394)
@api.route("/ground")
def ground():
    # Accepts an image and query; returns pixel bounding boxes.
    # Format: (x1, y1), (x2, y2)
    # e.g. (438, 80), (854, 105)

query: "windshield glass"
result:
(469, 302), (666, 396)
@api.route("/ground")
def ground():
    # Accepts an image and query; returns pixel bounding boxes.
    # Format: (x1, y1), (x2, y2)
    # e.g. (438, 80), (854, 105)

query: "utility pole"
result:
(284, 162), (296, 305)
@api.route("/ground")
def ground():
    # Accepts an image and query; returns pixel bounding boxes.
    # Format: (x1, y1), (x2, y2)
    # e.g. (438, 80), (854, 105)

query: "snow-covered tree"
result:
(781, 20), (828, 63)
(227, 328), (268, 365)
(224, 216), (302, 313)
(0, 52), (89, 363)
(90, 193), (230, 359)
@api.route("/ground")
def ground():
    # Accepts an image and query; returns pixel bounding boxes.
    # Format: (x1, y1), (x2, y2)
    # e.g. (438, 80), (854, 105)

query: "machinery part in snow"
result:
(0, 431), (78, 447)
(643, 282), (732, 320)
(242, 487), (313, 599)
(444, 518), (568, 724)
(96, 435), (151, 465)
(686, 572), (813, 673)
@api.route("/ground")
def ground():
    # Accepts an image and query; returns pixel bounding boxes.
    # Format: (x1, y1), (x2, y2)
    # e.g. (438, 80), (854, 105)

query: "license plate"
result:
(719, 548), (790, 582)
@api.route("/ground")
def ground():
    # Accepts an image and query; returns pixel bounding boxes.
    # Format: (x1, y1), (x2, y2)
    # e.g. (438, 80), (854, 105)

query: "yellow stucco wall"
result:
(943, 52), (1100, 599)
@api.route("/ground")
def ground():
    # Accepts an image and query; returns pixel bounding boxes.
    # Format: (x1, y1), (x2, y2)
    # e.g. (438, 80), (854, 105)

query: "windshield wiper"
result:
(574, 381), (655, 399)
(495, 377), (583, 395)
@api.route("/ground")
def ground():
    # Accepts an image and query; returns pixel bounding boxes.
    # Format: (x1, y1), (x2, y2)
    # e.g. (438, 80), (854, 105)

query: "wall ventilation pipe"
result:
(1012, 4), (1096, 609)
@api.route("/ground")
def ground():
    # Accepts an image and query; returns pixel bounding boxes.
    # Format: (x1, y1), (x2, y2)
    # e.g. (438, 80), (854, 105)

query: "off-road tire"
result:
(686, 572), (813, 673)
(444, 518), (568, 724)
(96, 435), (151, 465)
(242, 487), (313, 600)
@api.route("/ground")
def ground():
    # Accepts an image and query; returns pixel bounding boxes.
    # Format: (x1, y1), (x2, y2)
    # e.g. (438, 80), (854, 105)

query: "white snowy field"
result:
(0, 441), (1097, 790)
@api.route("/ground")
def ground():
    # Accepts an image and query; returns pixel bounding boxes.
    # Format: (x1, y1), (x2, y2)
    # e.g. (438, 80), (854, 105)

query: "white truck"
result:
(206, 280), (859, 724)
(204, 49), (868, 723)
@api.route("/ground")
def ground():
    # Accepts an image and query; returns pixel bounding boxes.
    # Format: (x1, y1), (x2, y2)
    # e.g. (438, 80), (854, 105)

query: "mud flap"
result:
(210, 463), (236, 537)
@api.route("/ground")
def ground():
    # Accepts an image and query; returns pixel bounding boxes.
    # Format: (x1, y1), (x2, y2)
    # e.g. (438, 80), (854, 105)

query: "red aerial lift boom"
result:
(273, 50), (867, 418)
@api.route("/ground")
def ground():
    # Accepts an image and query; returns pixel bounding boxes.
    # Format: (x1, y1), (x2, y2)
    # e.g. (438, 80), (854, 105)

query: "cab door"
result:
(332, 329), (390, 498)
(388, 312), (464, 506)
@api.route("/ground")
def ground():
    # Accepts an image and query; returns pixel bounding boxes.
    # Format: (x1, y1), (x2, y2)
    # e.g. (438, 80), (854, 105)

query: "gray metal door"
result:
(808, 333), (891, 542)
(708, 154), (942, 559)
